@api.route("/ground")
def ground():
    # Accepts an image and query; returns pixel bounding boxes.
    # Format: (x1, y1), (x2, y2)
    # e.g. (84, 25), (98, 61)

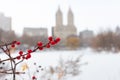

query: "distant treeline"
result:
(91, 30), (120, 52)
(0, 29), (48, 48)
(1, 28), (120, 52)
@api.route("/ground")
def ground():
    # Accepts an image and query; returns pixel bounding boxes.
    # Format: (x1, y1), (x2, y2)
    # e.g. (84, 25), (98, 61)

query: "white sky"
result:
(0, 0), (120, 35)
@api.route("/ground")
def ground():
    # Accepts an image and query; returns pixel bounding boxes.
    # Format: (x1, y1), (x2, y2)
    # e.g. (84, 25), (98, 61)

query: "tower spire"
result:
(56, 6), (63, 26)
(67, 7), (74, 26)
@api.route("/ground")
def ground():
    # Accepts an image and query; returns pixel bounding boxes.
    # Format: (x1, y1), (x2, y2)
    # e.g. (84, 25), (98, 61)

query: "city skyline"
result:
(0, 0), (120, 35)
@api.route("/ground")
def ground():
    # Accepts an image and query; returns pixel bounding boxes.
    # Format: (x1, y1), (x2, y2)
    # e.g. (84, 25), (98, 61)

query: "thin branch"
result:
(0, 43), (47, 63)
(0, 71), (25, 74)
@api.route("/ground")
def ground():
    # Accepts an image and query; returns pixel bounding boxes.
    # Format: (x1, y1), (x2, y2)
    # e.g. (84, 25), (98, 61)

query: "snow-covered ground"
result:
(0, 48), (120, 80)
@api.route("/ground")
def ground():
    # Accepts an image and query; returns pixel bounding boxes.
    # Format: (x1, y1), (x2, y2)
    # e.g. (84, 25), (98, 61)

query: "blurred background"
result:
(0, 0), (120, 80)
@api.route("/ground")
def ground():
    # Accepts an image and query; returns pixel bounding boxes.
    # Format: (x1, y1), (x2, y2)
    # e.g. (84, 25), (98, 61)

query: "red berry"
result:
(39, 47), (43, 50)
(54, 40), (58, 43)
(19, 50), (23, 56)
(26, 57), (28, 60)
(51, 41), (55, 45)
(27, 49), (32, 53)
(46, 44), (50, 48)
(48, 36), (53, 41)
(37, 42), (43, 47)
(26, 53), (31, 59)
(56, 37), (61, 42)
(32, 76), (36, 80)
(16, 41), (21, 45)
(16, 56), (21, 60)
(11, 44), (15, 48)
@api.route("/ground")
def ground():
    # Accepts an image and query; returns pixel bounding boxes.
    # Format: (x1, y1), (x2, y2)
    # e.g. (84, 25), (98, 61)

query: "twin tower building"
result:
(53, 7), (77, 43)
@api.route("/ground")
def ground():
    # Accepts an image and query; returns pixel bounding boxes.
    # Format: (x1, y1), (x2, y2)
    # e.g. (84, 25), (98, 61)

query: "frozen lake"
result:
(0, 48), (120, 80)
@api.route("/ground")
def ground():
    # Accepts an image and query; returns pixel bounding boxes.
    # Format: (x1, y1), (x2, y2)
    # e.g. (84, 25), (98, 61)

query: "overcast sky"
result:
(0, 0), (120, 35)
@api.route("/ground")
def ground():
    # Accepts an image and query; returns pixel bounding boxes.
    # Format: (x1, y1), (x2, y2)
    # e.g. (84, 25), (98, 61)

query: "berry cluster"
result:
(17, 48), (34, 60)
(11, 41), (21, 48)
(38, 36), (61, 49)
(15, 36), (60, 60)
(46, 37), (61, 48)
(0, 36), (60, 80)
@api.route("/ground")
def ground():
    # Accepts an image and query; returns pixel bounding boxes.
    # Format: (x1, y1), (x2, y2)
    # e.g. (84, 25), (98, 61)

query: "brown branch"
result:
(0, 41), (14, 48)
(0, 42), (48, 63)
(0, 71), (25, 74)
(0, 37), (60, 80)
